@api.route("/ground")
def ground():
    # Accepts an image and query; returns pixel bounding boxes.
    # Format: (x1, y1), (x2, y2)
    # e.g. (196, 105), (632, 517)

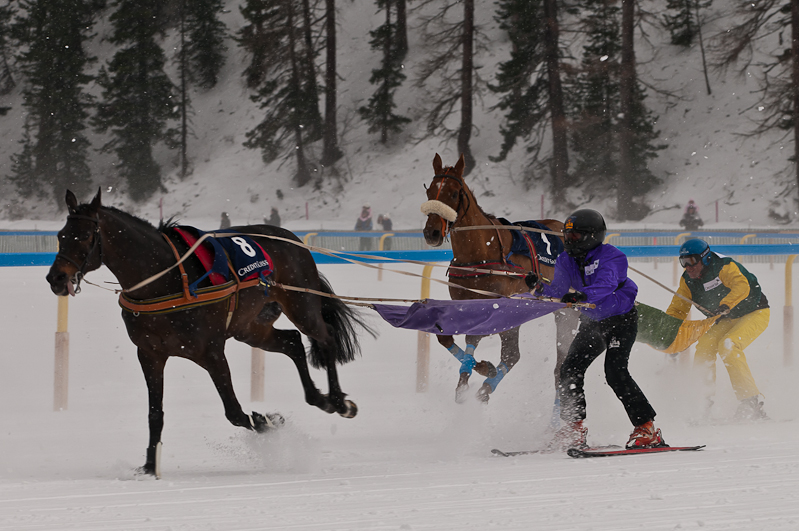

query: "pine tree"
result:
(569, 0), (622, 185)
(358, 0), (411, 144)
(7, 119), (37, 198)
(0, 0), (16, 96)
(241, 0), (321, 186)
(663, 0), (711, 47)
(415, 0), (488, 175)
(568, 0), (663, 209)
(93, 0), (178, 202)
(184, 0), (227, 89)
(237, 0), (283, 89)
(11, 0), (96, 206)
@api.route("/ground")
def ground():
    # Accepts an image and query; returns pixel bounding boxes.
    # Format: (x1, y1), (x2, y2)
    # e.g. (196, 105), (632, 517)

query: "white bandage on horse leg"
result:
(420, 200), (457, 222)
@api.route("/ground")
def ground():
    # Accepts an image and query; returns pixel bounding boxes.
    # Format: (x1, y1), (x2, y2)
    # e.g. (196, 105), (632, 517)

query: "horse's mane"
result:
(84, 203), (166, 233)
(443, 165), (496, 222)
(158, 216), (181, 232)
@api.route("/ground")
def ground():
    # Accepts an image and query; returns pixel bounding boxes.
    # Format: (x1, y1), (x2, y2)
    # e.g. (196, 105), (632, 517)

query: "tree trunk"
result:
(617, 0), (635, 220)
(543, 0), (568, 203)
(300, 0), (321, 139)
(458, 0), (475, 176)
(793, 0), (799, 205)
(381, 3), (392, 144)
(395, 0), (408, 59)
(321, 0), (342, 165)
(287, 0), (311, 186)
(179, 0), (189, 179)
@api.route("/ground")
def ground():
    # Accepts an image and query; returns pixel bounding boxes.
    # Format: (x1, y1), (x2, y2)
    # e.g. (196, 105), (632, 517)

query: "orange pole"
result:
(377, 233), (394, 281)
(251, 347), (265, 401)
(416, 264), (433, 392)
(54, 296), (69, 411)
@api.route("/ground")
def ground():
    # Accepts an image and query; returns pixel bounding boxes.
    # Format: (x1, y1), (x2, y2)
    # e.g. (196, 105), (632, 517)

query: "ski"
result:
(492, 445), (621, 457)
(567, 445), (705, 458)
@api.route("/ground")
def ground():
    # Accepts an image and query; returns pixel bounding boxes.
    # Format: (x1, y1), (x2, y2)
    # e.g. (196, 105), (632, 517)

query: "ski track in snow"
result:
(1, 262), (798, 530)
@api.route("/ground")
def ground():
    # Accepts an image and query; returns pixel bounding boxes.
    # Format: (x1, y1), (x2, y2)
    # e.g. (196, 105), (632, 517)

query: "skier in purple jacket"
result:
(526, 209), (664, 451)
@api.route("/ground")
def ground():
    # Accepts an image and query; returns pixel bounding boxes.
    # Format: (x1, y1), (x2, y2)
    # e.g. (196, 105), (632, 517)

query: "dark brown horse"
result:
(421, 154), (579, 404)
(46, 189), (373, 477)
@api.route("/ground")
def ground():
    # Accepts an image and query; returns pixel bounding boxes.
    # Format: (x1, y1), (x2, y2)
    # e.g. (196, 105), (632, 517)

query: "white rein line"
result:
(452, 224), (564, 237)
(121, 231), (534, 304)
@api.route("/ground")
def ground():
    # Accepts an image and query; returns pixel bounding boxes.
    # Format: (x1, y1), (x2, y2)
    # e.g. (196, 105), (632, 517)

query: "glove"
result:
(713, 304), (730, 317)
(561, 291), (587, 304)
(524, 272), (539, 290)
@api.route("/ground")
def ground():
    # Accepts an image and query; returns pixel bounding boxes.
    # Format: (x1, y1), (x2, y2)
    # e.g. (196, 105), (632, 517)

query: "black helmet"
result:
(563, 209), (606, 258)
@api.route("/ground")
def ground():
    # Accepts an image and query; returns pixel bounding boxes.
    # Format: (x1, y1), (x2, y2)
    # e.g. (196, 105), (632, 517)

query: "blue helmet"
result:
(679, 238), (711, 267)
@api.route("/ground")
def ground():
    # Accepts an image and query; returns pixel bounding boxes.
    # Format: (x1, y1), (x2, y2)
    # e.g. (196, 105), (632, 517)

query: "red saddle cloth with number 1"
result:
(172, 227), (274, 295)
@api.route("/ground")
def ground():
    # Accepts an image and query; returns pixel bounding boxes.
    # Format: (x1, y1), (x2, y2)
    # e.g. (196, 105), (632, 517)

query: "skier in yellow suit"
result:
(666, 239), (770, 420)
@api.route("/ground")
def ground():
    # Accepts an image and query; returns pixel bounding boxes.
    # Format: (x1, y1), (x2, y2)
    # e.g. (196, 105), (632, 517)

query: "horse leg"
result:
(448, 335), (485, 403)
(137, 348), (166, 478)
(201, 339), (272, 432)
(249, 326), (333, 414)
(551, 308), (580, 427)
(475, 328), (520, 402)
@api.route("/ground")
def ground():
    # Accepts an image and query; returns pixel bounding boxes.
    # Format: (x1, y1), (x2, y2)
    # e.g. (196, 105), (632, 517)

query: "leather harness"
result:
(119, 233), (261, 322)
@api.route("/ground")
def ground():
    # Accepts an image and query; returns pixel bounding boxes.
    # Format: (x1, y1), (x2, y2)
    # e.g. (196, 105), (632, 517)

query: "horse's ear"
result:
(65, 190), (78, 214)
(89, 187), (102, 210)
(454, 154), (465, 176)
(433, 153), (443, 175)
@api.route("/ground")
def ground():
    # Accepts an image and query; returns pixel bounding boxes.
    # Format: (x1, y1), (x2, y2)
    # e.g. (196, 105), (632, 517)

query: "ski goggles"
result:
(564, 230), (588, 243)
(679, 255), (701, 268)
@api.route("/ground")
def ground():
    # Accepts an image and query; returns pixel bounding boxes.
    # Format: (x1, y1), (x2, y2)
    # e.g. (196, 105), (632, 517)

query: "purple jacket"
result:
(541, 243), (637, 321)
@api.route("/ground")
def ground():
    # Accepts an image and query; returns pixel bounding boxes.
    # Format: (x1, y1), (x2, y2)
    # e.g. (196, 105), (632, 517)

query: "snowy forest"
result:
(1, 0), (798, 226)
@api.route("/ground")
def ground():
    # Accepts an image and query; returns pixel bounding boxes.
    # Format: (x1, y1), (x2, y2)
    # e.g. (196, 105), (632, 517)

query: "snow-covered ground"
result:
(1, 258), (797, 530)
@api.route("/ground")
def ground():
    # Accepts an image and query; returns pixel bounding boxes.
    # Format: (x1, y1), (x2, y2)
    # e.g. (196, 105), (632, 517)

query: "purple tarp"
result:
(371, 294), (566, 336)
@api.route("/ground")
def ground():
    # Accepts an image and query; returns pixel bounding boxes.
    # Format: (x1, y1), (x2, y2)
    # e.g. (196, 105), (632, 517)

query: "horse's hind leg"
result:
(475, 328), (520, 402)
(137, 348), (166, 477)
(246, 324), (332, 414)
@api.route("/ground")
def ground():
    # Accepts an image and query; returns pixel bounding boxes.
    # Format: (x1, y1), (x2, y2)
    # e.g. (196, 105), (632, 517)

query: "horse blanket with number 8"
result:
(173, 227), (274, 295)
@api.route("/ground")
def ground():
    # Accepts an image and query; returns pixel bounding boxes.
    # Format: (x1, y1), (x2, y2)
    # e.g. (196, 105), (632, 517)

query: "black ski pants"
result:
(559, 306), (656, 426)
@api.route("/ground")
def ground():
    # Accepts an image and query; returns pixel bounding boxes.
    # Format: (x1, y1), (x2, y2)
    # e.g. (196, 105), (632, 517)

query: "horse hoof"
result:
(474, 360), (497, 378)
(455, 373), (471, 403)
(339, 399), (358, 418)
(476, 384), (491, 403)
(251, 411), (285, 433)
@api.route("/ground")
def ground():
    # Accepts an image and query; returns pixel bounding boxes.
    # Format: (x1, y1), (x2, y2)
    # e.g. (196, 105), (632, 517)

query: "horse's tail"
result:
(308, 274), (377, 369)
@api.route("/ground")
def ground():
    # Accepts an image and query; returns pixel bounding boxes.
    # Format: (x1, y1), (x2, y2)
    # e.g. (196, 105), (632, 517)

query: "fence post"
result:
(785, 255), (796, 367)
(416, 264), (433, 392)
(251, 347), (265, 401)
(377, 233), (394, 281)
(54, 296), (69, 411)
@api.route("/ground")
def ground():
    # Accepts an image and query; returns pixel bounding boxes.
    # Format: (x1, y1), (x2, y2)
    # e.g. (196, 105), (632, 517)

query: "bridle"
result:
(55, 214), (102, 294)
(426, 173), (471, 238)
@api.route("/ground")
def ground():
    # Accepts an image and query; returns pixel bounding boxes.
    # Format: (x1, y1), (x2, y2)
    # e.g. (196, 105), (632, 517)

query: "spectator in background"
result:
(679, 199), (703, 231)
(355, 204), (373, 251)
(377, 213), (393, 250)
(265, 207), (281, 227)
(220, 212), (231, 229)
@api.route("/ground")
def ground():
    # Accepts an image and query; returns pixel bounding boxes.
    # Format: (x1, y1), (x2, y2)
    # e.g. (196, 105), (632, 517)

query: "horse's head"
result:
(46, 189), (104, 296)
(421, 153), (468, 247)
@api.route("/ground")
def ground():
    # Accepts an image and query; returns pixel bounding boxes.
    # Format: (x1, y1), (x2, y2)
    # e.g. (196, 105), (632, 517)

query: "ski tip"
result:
(491, 449), (509, 457)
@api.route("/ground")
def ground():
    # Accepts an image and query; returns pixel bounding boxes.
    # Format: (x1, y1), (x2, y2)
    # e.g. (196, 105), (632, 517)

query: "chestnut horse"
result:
(421, 154), (579, 404)
(46, 189), (373, 477)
